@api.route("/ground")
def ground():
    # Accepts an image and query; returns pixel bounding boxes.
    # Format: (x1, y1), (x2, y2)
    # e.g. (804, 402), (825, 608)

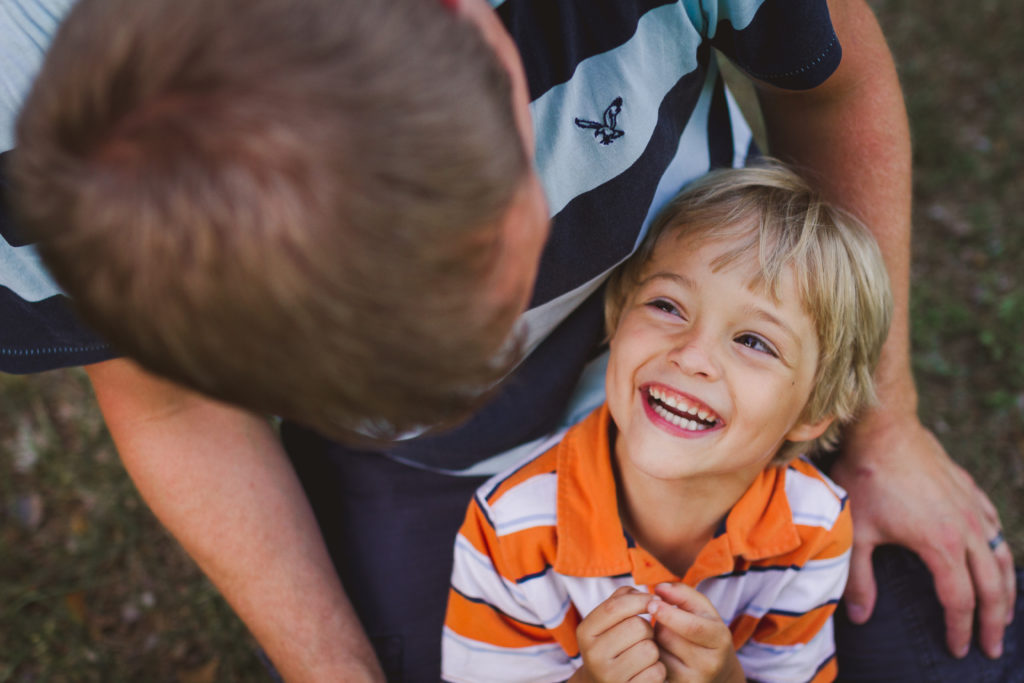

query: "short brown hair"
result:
(13, 0), (530, 442)
(605, 161), (893, 462)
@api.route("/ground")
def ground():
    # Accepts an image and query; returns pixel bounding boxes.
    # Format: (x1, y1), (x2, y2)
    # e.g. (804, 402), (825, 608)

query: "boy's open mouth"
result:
(645, 386), (721, 431)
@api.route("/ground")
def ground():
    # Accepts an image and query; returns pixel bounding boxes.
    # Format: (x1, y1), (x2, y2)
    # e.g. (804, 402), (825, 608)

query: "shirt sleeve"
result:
(707, 0), (842, 90)
(443, 493), (577, 683)
(0, 0), (76, 151)
(1, 152), (116, 373)
(1, 2), (116, 373)
(736, 494), (852, 683)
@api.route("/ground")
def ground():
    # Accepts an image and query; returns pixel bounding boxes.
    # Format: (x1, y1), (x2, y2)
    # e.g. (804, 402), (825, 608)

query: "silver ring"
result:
(988, 530), (1005, 550)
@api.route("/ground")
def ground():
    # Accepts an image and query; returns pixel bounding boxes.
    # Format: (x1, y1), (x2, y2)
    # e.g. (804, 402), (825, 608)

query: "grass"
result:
(885, 0), (1024, 555)
(0, 370), (268, 681)
(1, 0), (1022, 679)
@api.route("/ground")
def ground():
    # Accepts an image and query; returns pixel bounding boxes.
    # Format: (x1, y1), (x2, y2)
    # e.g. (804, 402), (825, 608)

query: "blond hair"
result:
(13, 0), (529, 442)
(605, 161), (893, 462)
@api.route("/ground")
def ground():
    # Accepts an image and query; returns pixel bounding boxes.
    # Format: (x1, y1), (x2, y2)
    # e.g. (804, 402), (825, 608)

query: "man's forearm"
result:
(757, 0), (916, 428)
(86, 359), (384, 682)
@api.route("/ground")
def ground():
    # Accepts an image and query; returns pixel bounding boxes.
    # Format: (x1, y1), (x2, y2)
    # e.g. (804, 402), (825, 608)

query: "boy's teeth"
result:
(652, 402), (712, 431)
(649, 388), (712, 419)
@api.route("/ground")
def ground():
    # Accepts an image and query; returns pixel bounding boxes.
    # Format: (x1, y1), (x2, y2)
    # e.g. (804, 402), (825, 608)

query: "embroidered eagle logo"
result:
(575, 96), (625, 145)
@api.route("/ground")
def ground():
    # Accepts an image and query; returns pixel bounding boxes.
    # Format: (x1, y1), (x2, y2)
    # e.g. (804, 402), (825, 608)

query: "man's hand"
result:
(650, 583), (744, 683)
(832, 407), (1017, 659)
(570, 586), (665, 683)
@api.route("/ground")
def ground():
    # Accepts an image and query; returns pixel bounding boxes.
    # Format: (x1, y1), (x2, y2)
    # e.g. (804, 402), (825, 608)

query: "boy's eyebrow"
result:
(640, 271), (697, 290)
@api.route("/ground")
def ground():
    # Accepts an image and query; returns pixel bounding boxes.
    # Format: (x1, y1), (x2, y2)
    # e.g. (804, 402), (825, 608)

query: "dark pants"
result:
(835, 546), (1024, 682)
(282, 424), (487, 682)
(282, 423), (1024, 682)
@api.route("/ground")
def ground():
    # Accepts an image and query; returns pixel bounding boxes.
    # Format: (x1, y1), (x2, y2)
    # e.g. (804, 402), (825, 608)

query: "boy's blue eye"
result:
(647, 299), (678, 315)
(735, 333), (777, 357)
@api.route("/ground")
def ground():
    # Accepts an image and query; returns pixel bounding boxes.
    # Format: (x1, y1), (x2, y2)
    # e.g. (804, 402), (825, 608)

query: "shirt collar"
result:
(554, 404), (801, 586)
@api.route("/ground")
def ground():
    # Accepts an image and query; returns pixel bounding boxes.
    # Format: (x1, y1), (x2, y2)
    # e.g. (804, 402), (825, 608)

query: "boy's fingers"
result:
(631, 659), (668, 683)
(606, 633), (662, 680)
(650, 600), (723, 650)
(580, 618), (660, 682)
(578, 587), (654, 641)
(601, 611), (656, 657)
(657, 645), (688, 681)
(653, 582), (717, 619)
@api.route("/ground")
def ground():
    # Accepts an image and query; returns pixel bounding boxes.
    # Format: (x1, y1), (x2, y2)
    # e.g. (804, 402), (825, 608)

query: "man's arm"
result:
(85, 358), (385, 681)
(752, 0), (1014, 659)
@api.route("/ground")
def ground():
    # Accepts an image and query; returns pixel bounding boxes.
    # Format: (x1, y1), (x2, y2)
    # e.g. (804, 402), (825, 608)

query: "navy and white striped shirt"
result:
(0, 0), (841, 472)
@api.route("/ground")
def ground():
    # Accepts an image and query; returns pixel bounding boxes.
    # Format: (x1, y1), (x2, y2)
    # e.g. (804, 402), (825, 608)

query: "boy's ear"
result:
(784, 415), (835, 443)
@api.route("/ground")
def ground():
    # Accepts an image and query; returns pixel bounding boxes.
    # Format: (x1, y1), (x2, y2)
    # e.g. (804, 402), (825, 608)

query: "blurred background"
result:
(1, 0), (1021, 680)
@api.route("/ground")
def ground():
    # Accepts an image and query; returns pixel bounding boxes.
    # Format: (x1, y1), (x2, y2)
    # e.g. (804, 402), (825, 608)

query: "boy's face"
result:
(606, 229), (832, 487)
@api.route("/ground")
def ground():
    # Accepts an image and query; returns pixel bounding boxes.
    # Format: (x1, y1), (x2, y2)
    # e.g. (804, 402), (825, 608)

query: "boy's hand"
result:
(570, 586), (666, 683)
(650, 583), (745, 683)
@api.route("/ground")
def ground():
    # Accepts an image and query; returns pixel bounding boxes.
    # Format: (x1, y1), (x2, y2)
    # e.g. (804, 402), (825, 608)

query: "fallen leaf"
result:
(65, 592), (88, 623)
(69, 511), (89, 536)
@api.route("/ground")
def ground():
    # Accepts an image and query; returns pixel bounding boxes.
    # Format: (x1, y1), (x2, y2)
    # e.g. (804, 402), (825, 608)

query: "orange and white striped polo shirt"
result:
(443, 404), (851, 683)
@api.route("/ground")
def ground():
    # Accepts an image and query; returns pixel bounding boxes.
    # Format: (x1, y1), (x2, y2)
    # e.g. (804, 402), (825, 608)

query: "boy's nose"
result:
(668, 333), (720, 379)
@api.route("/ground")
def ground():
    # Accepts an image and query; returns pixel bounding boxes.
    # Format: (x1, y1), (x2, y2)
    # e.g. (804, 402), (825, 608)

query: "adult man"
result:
(2, 0), (1016, 680)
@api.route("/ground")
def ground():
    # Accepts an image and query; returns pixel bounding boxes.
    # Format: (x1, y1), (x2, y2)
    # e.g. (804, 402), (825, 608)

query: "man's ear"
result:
(785, 415), (835, 443)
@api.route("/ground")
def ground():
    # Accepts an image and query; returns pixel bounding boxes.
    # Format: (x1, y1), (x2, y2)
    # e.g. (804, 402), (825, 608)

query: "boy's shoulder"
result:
(472, 444), (562, 531)
(722, 457), (850, 572)
(472, 404), (609, 508)
(782, 456), (849, 530)
(459, 434), (567, 583)
(775, 456), (852, 562)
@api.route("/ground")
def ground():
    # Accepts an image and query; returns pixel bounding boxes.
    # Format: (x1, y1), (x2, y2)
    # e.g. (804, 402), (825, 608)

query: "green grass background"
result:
(2, 1), (1022, 679)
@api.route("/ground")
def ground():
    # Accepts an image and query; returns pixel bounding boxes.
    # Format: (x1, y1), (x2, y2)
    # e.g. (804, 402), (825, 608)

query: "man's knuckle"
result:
(943, 594), (976, 615)
(937, 530), (966, 556)
(963, 514), (985, 537)
(976, 581), (1007, 607)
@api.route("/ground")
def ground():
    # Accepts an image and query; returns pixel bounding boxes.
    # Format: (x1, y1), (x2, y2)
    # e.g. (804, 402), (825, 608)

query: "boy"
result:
(442, 162), (893, 683)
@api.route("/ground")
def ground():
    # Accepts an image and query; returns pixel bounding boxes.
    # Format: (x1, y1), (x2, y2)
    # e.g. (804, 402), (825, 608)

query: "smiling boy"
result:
(442, 162), (893, 683)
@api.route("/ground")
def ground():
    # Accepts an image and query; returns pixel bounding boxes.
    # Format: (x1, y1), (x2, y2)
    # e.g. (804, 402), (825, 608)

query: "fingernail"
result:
(955, 644), (969, 659)
(648, 600), (660, 614)
(845, 604), (867, 623)
(989, 642), (1003, 659)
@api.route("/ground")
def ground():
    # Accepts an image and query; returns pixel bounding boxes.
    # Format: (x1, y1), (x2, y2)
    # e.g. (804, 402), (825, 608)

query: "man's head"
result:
(13, 0), (549, 442)
(605, 161), (893, 463)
